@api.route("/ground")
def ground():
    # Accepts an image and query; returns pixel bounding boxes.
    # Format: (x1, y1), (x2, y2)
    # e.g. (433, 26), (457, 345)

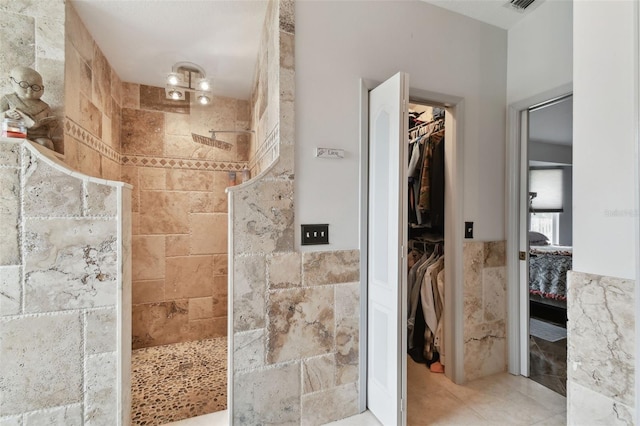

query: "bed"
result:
(529, 244), (572, 302)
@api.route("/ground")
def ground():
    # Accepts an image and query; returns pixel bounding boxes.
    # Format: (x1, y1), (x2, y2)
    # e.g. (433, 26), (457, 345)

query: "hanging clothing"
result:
(429, 131), (445, 230)
(417, 129), (445, 229)
(420, 256), (444, 361)
(407, 119), (445, 230)
(406, 108), (446, 369)
(434, 268), (445, 365)
(407, 250), (438, 348)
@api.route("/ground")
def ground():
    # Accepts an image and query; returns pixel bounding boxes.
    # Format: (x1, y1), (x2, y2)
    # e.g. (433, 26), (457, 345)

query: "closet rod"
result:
(409, 117), (441, 133)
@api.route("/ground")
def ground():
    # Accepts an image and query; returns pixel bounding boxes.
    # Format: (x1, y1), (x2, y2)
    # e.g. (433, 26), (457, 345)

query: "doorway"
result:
(526, 96), (572, 396)
(359, 73), (465, 426)
(505, 85), (572, 392)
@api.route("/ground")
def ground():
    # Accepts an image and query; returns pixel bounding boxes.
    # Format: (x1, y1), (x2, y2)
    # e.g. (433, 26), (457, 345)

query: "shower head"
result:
(191, 133), (233, 151)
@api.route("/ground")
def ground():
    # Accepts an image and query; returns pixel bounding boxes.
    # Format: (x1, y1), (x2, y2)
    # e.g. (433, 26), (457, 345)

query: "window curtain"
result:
(530, 168), (563, 212)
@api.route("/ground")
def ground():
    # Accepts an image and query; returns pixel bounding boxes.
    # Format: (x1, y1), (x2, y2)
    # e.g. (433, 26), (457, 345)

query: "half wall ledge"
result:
(0, 136), (132, 425)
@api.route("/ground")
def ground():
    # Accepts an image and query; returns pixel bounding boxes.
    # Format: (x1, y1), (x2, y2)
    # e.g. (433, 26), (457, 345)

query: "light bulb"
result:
(168, 89), (182, 100)
(197, 78), (210, 91)
(198, 94), (210, 105)
(167, 72), (180, 86)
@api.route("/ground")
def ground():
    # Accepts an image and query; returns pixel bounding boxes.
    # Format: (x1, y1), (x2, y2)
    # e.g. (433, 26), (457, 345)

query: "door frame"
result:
(358, 78), (465, 414)
(505, 83), (572, 376)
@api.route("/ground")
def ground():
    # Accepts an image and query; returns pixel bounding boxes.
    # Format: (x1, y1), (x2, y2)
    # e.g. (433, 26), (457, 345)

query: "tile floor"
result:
(529, 335), (567, 397)
(131, 337), (227, 425)
(166, 357), (566, 426)
(405, 357), (566, 425)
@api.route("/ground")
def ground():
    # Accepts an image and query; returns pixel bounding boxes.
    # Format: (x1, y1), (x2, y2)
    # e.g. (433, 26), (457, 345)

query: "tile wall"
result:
(64, 1), (122, 180)
(248, 0), (289, 177)
(0, 0), (65, 152)
(66, 0), (250, 348)
(0, 138), (131, 424)
(121, 83), (250, 349)
(228, 1), (358, 424)
(566, 271), (635, 425)
(232, 250), (361, 425)
(463, 241), (508, 381)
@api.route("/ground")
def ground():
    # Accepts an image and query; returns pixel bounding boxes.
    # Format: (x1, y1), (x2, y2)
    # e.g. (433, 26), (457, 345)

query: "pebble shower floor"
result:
(131, 337), (227, 425)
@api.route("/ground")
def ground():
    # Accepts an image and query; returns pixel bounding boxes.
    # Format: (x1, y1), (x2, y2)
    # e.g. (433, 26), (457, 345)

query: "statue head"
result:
(9, 66), (44, 100)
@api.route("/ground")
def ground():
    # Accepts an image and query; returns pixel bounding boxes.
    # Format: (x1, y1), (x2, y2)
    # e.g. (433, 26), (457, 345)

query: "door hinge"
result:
(519, 251), (527, 260)
(400, 398), (405, 412)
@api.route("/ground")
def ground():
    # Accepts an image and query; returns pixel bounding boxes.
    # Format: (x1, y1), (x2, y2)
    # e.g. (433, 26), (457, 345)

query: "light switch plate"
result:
(301, 224), (329, 245)
(465, 221), (473, 239)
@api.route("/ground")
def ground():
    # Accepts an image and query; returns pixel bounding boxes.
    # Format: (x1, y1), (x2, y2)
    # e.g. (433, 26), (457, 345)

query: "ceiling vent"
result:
(504, 0), (536, 13)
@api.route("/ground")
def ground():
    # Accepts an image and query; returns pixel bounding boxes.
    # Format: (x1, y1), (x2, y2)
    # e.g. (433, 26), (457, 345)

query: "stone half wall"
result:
(0, 138), (131, 425)
(228, 0), (359, 423)
(566, 271), (635, 425)
(463, 241), (507, 381)
(231, 250), (360, 425)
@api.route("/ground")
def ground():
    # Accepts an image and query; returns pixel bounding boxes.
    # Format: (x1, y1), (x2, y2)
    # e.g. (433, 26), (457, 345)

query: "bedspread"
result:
(529, 248), (572, 301)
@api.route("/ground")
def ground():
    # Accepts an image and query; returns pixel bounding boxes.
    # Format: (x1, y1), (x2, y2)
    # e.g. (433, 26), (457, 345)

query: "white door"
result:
(367, 72), (409, 426)
(519, 109), (530, 376)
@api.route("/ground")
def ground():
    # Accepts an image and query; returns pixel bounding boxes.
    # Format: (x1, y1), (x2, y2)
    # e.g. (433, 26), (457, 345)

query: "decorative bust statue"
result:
(0, 66), (57, 149)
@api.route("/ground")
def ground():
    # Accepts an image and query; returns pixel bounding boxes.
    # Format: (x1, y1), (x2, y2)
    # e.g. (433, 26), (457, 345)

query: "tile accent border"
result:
(68, 113), (248, 176)
(121, 155), (247, 172)
(250, 123), (279, 174)
(63, 118), (121, 164)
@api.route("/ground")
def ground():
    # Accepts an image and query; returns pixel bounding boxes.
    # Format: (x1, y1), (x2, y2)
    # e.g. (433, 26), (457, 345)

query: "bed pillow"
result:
(529, 231), (550, 246)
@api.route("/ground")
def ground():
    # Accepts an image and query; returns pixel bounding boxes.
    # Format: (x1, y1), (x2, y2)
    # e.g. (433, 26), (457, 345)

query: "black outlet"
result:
(301, 224), (329, 245)
(465, 221), (474, 239)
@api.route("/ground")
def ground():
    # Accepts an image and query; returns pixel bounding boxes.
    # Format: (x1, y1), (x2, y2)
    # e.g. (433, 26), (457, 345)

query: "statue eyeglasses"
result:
(10, 77), (43, 92)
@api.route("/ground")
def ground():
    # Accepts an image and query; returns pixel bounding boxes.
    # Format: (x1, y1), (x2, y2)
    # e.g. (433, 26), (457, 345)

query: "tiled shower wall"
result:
(0, 139), (131, 424)
(567, 271), (635, 424)
(248, 0), (289, 177)
(463, 241), (507, 381)
(0, 0), (65, 152)
(64, 1), (122, 180)
(67, 0), (250, 348)
(120, 84), (250, 348)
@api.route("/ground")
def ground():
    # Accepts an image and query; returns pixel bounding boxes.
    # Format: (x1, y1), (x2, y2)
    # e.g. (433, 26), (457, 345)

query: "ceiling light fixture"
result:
(167, 72), (181, 86)
(168, 89), (183, 100)
(197, 78), (210, 91)
(166, 61), (213, 104)
(197, 92), (211, 105)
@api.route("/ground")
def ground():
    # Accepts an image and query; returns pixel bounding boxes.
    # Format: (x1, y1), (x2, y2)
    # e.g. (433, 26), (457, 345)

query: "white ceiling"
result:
(70, 0), (269, 100)
(71, 0), (542, 102)
(422, 0), (545, 30)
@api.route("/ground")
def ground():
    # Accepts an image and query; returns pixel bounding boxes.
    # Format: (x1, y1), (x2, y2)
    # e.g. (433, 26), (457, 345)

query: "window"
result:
(530, 212), (560, 245)
(529, 168), (563, 213)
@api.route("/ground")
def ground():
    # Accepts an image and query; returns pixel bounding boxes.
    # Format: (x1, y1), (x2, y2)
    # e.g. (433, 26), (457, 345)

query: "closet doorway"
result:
(360, 73), (465, 426)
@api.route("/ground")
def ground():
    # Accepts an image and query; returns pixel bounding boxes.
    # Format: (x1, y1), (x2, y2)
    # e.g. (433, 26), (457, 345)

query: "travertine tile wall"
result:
(230, 1), (359, 424)
(566, 271), (635, 425)
(121, 83), (250, 349)
(64, 2), (122, 180)
(463, 241), (507, 381)
(0, 0), (65, 152)
(232, 249), (361, 425)
(248, 0), (288, 177)
(0, 138), (131, 425)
